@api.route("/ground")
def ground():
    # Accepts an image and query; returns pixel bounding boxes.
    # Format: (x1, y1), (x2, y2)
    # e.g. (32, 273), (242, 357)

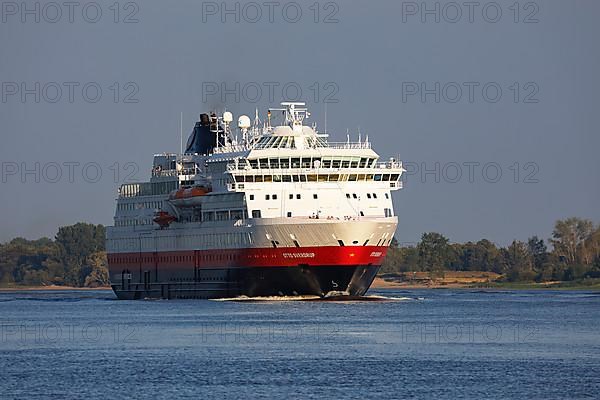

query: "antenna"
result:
(324, 103), (327, 134)
(179, 112), (183, 155)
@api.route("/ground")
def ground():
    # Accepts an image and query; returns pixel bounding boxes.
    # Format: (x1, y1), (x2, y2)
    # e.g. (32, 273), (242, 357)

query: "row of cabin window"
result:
(115, 219), (154, 227)
(242, 157), (376, 170)
(202, 209), (248, 221)
(120, 181), (178, 198)
(249, 194), (318, 201)
(117, 201), (162, 211)
(346, 193), (389, 200)
(112, 252), (241, 264)
(235, 173), (400, 183)
(116, 209), (248, 226)
(113, 232), (251, 253)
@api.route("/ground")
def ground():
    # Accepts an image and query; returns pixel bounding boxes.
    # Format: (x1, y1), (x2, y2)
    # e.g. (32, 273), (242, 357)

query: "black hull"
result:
(111, 265), (380, 300)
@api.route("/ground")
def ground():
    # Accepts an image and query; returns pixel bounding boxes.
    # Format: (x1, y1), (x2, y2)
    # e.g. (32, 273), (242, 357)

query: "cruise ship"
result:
(106, 102), (405, 299)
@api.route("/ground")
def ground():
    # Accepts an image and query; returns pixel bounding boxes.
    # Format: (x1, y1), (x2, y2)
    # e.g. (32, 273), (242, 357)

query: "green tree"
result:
(551, 218), (594, 265)
(55, 223), (105, 286)
(499, 240), (534, 282)
(381, 238), (420, 273)
(458, 239), (499, 271)
(84, 251), (109, 287)
(417, 232), (450, 277)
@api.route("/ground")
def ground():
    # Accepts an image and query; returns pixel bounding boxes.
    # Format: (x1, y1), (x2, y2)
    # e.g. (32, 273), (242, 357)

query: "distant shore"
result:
(371, 275), (600, 290)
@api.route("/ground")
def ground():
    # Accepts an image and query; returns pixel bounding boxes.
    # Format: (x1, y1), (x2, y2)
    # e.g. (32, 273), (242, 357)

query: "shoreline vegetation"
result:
(1, 218), (599, 291)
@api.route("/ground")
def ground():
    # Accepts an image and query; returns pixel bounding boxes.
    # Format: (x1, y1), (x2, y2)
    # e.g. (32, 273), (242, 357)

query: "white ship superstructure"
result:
(106, 102), (405, 299)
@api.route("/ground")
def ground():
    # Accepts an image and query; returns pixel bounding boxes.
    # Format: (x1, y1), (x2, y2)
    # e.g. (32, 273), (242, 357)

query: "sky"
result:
(1, 0), (599, 246)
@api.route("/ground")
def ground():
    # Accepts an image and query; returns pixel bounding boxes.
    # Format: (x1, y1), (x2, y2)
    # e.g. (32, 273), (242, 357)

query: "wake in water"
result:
(212, 294), (417, 302)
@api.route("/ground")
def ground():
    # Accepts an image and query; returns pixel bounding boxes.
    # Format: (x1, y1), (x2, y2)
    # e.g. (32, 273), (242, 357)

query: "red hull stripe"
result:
(107, 246), (388, 269)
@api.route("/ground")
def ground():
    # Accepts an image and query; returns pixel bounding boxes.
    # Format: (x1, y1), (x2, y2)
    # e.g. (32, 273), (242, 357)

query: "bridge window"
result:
(301, 158), (311, 168)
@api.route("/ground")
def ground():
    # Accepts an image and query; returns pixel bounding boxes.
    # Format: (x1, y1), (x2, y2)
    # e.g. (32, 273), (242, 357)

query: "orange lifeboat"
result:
(168, 185), (211, 208)
(169, 185), (211, 200)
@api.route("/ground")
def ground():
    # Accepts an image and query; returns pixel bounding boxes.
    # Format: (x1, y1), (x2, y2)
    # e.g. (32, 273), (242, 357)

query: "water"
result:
(0, 289), (598, 399)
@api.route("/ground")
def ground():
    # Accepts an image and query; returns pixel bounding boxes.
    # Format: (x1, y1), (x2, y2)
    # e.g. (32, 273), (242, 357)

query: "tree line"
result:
(382, 217), (600, 282)
(0, 223), (108, 287)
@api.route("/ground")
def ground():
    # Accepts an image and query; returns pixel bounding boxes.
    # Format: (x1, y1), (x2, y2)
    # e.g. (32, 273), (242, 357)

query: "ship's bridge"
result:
(254, 126), (328, 150)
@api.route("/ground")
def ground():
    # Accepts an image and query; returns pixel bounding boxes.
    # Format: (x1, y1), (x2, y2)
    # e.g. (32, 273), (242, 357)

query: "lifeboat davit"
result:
(153, 211), (176, 228)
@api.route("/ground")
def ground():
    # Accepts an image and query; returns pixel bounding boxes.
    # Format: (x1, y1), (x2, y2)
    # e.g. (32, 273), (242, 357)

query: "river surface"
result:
(0, 289), (598, 399)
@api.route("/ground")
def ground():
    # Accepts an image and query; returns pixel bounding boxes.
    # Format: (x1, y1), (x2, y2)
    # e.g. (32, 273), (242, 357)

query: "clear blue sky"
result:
(1, 0), (598, 246)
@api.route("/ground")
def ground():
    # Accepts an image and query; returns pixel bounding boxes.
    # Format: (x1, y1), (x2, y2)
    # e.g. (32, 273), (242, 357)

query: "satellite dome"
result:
(238, 115), (251, 129)
(223, 111), (233, 123)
